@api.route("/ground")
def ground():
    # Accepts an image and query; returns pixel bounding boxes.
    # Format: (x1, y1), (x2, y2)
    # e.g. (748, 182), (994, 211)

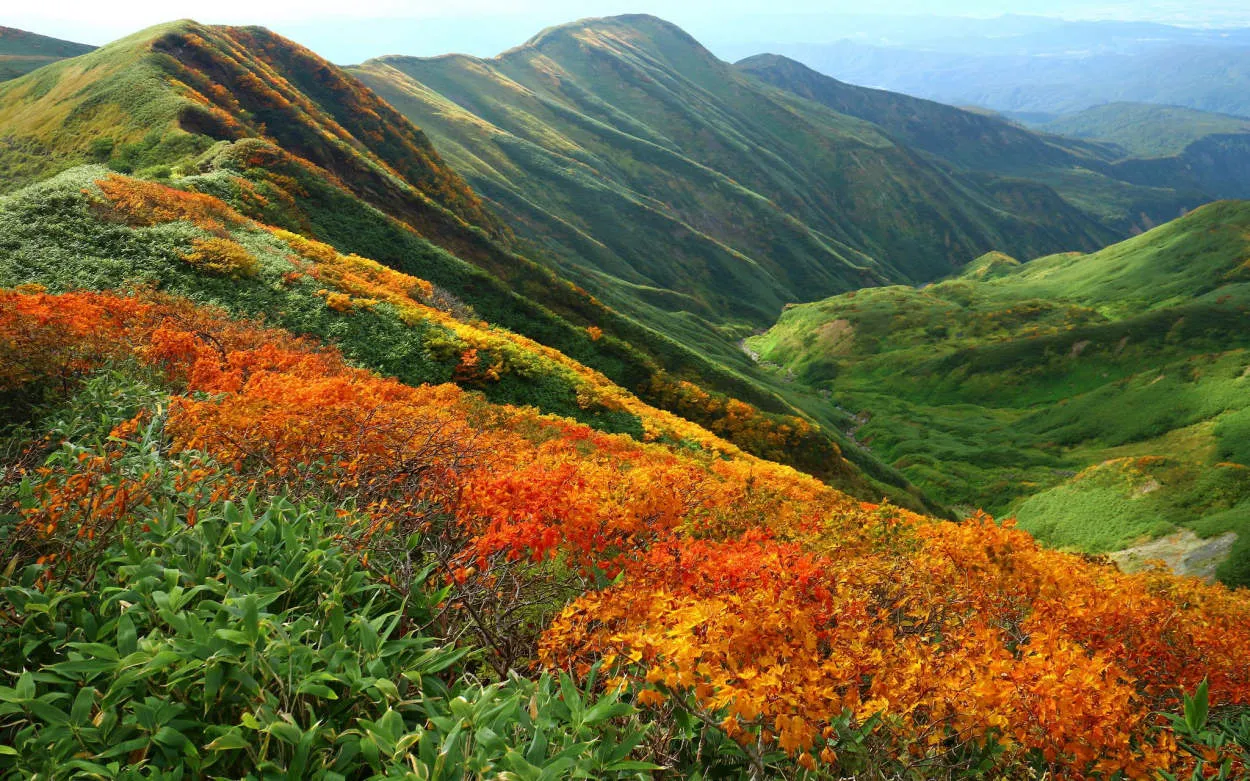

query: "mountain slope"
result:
(1038, 102), (1250, 158)
(6, 287), (1250, 779)
(736, 52), (1112, 174)
(0, 26), (93, 82)
(350, 14), (1116, 337)
(734, 53), (1212, 231)
(1028, 103), (1250, 200)
(0, 20), (935, 511)
(756, 38), (1250, 119)
(0, 21), (499, 232)
(747, 201), (1250, 584)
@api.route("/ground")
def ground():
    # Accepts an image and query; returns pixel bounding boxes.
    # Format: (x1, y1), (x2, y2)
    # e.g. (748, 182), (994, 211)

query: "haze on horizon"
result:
(8, 0), (1250, 64)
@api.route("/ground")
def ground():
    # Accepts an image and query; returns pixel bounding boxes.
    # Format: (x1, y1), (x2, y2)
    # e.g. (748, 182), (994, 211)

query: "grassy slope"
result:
(747, 201), (1250, 583)
(735, 53), (1211, 234)
(1039, 102), (1250, 158)
(0, 26), (94, 82)
(0, 20), (932, 511)
(350, 14), (1118, 339)
(1031, 103), (1250, 201)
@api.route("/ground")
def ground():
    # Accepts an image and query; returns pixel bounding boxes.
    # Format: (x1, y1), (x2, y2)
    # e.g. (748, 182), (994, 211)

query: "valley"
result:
(1, 9), (1249, 779)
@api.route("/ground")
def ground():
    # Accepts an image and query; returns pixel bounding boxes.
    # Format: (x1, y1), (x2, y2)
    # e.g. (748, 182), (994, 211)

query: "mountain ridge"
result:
(0, 17), (937, 511)
(351, 13), (1122, 342)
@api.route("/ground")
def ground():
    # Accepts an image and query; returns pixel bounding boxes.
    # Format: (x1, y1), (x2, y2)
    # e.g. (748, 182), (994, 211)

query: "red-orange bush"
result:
(4, 289), (1250, 778)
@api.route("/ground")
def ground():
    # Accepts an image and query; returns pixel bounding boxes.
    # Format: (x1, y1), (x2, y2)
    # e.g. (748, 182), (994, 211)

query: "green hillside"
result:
(735, 53), (1214, 231)
(0, 26), (93, 82)
(1039, 102), (1250, 158)
(0, 20), (934, 512)
(747, 201), (1250, 585)
(1029, 103), (1250, 200)
(350, 15), (1117, 341)
(736, 53), (1112, 173)
(5, 16), (1250, 781)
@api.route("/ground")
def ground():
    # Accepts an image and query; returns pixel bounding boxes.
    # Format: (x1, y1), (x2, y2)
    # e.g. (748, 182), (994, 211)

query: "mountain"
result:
(0, 19), (936, 512)
(1031, 103), (1250, 200)
(349, 14), (1118, 341)
(734, 53), (1220, 230)
(747, 200), (1250, 585)
(736, 52), (1112, 174)
(1037, 102), (1250, 158)
(0, 26), (93, 82)
(749, 37), (1250, 119)
(4, 15), (1250, 781)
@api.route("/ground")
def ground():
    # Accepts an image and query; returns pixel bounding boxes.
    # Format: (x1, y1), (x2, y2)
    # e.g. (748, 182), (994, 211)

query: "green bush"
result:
(1216, 407), (1250, 466)
(0, 496), (656, 779)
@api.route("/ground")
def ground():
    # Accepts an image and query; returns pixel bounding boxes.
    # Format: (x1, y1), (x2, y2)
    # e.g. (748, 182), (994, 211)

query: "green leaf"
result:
(153, 725), (193, 755)
(205, 731), (251, 751)
(214, 629), (251, 645)
(117, 612), (137, 656)
(295, 683), (338, 700)
(27, 699), (69, 725)
(69, 642), (119, 661)
(1186, 679), (1211, 734)
(537, 756), (576, 781)
(605, 760), (665, 771)
(71, 687), (98, 725)
(15, 671), (34, 701)
(243, 594), (260, 643)
(268, 721), (303, 746)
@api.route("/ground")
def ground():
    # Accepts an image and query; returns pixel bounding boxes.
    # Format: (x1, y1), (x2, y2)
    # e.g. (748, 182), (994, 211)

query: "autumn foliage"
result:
(3, 289), (1250, 778)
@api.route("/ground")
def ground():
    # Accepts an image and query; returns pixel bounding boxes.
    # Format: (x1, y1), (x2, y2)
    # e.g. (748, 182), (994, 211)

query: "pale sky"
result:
(8, 0), (1250, 63)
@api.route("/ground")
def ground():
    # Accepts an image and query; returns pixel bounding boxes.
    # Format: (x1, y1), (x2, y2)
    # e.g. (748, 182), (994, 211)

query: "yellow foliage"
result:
(181, 237), (259, 277)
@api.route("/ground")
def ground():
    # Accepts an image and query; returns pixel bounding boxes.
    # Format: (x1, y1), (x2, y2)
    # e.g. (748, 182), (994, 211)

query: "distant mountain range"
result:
(721, 16), (1250, 119)
(347, 15), (1250, 349)
(3, 14), (1250, 777)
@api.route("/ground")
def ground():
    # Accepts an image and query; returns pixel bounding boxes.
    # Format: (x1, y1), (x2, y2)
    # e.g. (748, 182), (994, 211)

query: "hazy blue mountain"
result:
(715, 18), (1250, 118)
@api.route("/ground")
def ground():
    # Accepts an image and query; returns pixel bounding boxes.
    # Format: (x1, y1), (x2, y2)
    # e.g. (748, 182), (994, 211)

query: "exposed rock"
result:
(1108, 529), (1237, 582)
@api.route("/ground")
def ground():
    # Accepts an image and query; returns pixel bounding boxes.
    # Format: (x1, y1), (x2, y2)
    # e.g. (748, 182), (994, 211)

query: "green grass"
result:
(747, 202), (1250, 583)
(1014, 458), (1250, 553)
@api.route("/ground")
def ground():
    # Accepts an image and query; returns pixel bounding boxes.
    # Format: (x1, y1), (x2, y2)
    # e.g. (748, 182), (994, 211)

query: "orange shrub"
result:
(181, 237), (260, 277)
(93, 175), (251, 236)
(4, 288), (1250, 779)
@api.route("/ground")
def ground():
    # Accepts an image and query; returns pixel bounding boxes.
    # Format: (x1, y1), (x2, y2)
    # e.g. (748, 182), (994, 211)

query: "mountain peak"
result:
(504, 14), (714, 64)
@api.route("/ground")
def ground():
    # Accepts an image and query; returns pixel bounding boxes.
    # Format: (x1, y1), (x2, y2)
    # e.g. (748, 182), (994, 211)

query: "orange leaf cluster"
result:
(93, 175), (251, 236)
(4, 289), (1250, 778)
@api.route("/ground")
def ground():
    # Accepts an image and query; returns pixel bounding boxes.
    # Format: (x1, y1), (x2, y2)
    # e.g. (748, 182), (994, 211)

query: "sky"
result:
(9, 0), (1250, 63)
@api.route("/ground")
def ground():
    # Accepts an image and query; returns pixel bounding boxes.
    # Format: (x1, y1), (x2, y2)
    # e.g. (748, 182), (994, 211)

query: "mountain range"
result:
(739, 27), (1250, 119)
(2, 13), (1250, 778)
